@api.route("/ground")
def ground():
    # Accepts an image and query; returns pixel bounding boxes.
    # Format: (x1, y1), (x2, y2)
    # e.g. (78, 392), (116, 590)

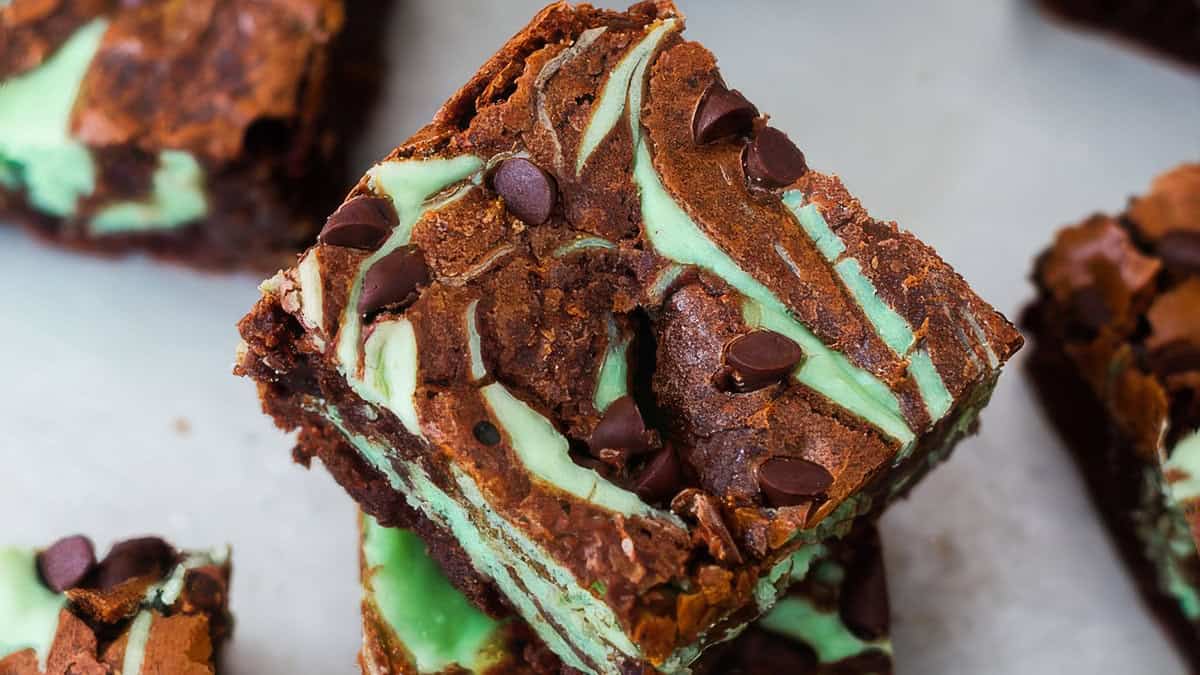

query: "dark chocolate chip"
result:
(743, 127), (808, 188)
(183, 569), (225, 611)
(840, 547), (891, 641)
(692, 81), (758, 145)
(758, 457), (832, 508)
(95, 537), (175, 590)
(1070, 285), (1112, 333)
(318, 195), (397, 250)
(358, 246), (429, 316)
(1159, 230), (1200, 276)
(492, 158), (557, 225)
(633, 446), (683, 503)
(723, 330), (804, 392)
(588, 396), (651, 456)
(473, 420), (502, 446)
(37, 535), (96, 592)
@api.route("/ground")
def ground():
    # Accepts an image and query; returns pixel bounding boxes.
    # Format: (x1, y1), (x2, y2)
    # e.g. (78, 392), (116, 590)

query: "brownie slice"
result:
(0, 0), (389, 270)
(0, 534), (232, 674)
(1025, 164), (1200, 668)
(1039, 0), (1200, 67)
(236, 1), (1020, 671)
(360, 514), (892, 675)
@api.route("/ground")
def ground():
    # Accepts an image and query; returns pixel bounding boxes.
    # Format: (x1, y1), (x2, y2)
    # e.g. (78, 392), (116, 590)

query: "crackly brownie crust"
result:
(237, 1), (1019, 671)
(1024, 164), (1200, 667)
(1039, 0), (1200, 68)
(0, 0), (391, 270)
(0, 535), (232, 675)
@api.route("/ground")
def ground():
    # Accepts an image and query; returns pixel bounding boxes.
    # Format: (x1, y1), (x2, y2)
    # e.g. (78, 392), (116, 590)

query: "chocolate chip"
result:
(723, 330), (804, 392)
(358, 246), (429, 316)
(318, 195), (397, 250)
(95, 537), (175, 590)
(184, 569), (225, 611)
(473, 420), (501, 446)
(758, 457), (832, 508)
(492, 158), (557, 225)
(692, 81), (758, 145)
(1069, 285), (1112, 334)
(589, 396), (651, 457)
(633, 446), (683, 503)
(840, 547), (891, 640)
(37, 535), (96, 592)
(743, 127), (807, 188)
(1159, 230), (1200, 276)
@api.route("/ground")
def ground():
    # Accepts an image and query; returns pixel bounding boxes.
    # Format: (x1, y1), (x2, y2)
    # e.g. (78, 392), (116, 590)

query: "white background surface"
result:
(3, 1), (1199, 672)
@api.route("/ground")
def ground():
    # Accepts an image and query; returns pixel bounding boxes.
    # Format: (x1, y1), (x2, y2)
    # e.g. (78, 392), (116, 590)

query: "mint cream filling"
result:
(89, 150), (207, 234)
(466, 300), (487, 382)
(0, 548), (65, 668)
(121, 612), (153, 675)
(0, 18), (106, 216)
(362, 514), (503, 672)
(1134, 464), (1200, 620)
(1164, 429), (1200, 504)
(553, 237), (616, 257)
(593, 318), (630, 412)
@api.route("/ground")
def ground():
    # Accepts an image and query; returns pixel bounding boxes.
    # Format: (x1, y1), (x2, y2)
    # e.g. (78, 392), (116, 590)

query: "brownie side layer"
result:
(1039, 0), (1200, 68)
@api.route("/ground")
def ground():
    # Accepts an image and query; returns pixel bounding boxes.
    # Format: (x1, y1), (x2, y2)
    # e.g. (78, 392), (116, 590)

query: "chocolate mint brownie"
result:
(0, 534), (232, 674)
(360, 513), (891, 675)
(1039, 0), (1200, 67)
(236, 1), (1020, 671)
(0, 0), (388, 269)
(1026, 164), (1200, 667)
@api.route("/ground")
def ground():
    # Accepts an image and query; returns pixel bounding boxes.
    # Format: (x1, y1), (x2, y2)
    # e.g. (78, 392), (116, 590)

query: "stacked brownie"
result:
(0, 0), (387, 269)
(1026, 164), (1200, 667)
(0, 534), (232, 674)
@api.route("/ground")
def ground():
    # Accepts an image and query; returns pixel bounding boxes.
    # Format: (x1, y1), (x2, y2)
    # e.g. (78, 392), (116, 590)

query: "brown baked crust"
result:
(0, 0), (391, 270)
(238, 1), (1019, 670)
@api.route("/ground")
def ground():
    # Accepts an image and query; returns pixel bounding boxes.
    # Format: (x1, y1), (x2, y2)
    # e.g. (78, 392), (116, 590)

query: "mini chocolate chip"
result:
(95, 537), (175, 590)
(723, 330), (804, 392)
(758, 457), (832, 508)
(37, 535), (96, 592)
(743, 127), (808, 188)
(633, 446), (683, 503)
(358, 246), (429, 316)
(318, 195), (397, 250)
(492, 158), (557, 225)
(589, 396), (651, 457)
(692, 81), (758, 145)
(474, 420), (502, 446)
(840, 548), (891, 640)
(1159, 230), (1200, 276)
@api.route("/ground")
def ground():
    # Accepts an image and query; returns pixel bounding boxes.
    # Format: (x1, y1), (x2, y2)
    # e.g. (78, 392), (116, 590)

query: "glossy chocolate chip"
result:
(692, 81), (758, 145)
(318, 195), (397, 250)
(743, 127), (808, 188)
(37, 535), (96, 592)
(95, 537), (175, 590)
(723, 330), (804, 392)
(1159, 230), (1200, 276)
(473, 420), (502, 446)
(358, 246), (429, 316)
(633, 446), (683, 503)
(493, 158), (557, 225)
(758, 457), (832, 508)
(588, 396), (651, 456)
(840, 548), (891, 640)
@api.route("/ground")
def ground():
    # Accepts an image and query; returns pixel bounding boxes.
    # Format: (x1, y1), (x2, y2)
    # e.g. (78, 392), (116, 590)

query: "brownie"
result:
(1025, 164), (1200, 667)
(0, 0), (390, 270)
(235, 1), (1021, 671)
(0, 534), (232, 674)
(359, 514), (892, 675)
(1039, 0), (1200, 67)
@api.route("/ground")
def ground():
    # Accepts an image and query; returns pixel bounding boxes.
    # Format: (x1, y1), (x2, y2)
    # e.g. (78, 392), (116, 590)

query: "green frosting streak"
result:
(782, 192), (846, 261)
(553, 237), (616, 257)
(90, 150), (207, 234)
(963, 310), (1000, 369)
(298, 249), (326, 337)
(122, 611), (153, 675)
(0, 18), (106, 216)
(362, 319), (424, 438)
(466, 300), (487, 381)
(755, 544), (827, 611)
(593, 319), (630, 412)
(481, 383), (661, 518)
(1135, 466), (1200, 619)
(0, 548), (65, 667)
(648, 264), (686, 305)
(1165, 429), (1200, 503)
(575, 20), (677, 174)
(362, 514), (502, 672)
(759, 594), (890, 664)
